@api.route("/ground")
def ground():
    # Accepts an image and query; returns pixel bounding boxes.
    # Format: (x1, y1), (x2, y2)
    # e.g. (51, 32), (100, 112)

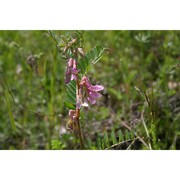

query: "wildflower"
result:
(80, 76), (104, 105)
(65, 58), (79, 84)
(76, 84), (89, 109)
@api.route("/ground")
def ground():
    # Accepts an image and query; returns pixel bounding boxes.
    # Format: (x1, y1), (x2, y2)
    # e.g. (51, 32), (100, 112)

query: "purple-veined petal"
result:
(71, 68), (79, 74)
(68, 58), (73, 67)
(65, 75), (71, 84)
(85, 79), (91, 87)
(65, 67), (71, 75)
(72, 59), (77, 69)
(87, 96), (96, 104)
(88, 91), (102, 99)
(65, 59), (80, 84)
(82, 76), (91, 87)
(65, 70), (72, 84)
(71, 74), (77, 81)
(80, 75), (104, 105)
(88, 85), (104, 91)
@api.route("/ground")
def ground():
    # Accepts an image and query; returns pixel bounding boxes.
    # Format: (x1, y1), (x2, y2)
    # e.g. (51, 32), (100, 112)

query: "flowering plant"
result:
(48, 31), (106, 149)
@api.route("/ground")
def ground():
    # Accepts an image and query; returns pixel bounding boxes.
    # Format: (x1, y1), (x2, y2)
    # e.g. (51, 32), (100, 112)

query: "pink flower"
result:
(80, 76), (104, 105)
(76, 84), (89, 109)
(65, 58), (79, 84)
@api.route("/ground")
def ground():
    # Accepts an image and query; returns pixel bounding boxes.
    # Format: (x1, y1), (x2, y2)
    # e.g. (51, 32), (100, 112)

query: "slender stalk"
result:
(1, 73), (16, 133)
(76, 107), (84, 149)
(74, 48), (84, 149)
(76, 79), (84, 149)
(141, 104), (152, 150)
(144, 90), (158, 149)
(4, 90), (16, 133)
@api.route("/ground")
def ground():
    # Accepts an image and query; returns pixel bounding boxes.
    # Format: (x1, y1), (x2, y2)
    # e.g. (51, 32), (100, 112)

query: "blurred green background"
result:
(0, 31), (179, 150)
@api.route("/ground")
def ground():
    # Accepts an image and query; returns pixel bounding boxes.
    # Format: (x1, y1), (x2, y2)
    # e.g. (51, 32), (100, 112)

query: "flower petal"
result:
(88, 91), (102, 99)
(82, 76), (91, 87)
(72, 68), (79, 74)
(88, 85), (104, 91)
(71, 74), (77, 81)
(65, 75), (71, 84)
(65, 67), (71, 75)
(65, 59), (79, 84)
(81, 98), (89, 107)
(87, 96), (96, 104)
(72, 59), (77, 69)
(68, 58), (73, 67)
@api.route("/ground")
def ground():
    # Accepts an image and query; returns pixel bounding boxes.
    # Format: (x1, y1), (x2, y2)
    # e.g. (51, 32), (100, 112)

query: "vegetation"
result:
(0, 30), (179, 150)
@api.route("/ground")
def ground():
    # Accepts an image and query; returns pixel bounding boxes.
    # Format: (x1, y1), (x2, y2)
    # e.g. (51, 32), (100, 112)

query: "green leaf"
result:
(125, 130), (130, 140)
(64, 101), (75, 109)
(101, 140), (105, 150)
(51, 140), (65, 150)
(64, 80), (76, 109)
(87, 138), (92, 148)
(118, 130), (124, 142)
(104, 132), (109, 148)
(108, 88), (122, 100)
(130, 131), (135, 139)
(78, 44), (105, 75)
(89, 44), (105, 64)
(111, 130), (117, 144)
(66, 93), (76, 104)
(97, 136), (102, 150)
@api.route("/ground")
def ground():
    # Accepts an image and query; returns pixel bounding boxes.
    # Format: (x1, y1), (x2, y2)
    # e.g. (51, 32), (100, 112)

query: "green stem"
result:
(144, 89), (158, 149)
(141, 103), (152, 150)
(142, 116), (152, 150)
(4, 91), (16, 133)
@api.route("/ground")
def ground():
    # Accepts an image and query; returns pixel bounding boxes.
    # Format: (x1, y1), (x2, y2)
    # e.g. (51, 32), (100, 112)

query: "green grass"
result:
(0, 30), (180, 150)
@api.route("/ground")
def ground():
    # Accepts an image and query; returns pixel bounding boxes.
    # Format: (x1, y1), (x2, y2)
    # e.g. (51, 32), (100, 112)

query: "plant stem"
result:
(4, 90), (16, 133)
(144, 90), (158, 149)
(74, 48), (84, 150)
(76, 108), (84, 149)
(76, 81), (84, 149)
(141, 103), (152, 150)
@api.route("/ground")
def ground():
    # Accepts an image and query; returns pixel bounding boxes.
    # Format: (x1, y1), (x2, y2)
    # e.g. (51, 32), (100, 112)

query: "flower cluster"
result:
(65, 58), (79, 84)
(80, 76), (104, 104)
(65, 56), (104, 134)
